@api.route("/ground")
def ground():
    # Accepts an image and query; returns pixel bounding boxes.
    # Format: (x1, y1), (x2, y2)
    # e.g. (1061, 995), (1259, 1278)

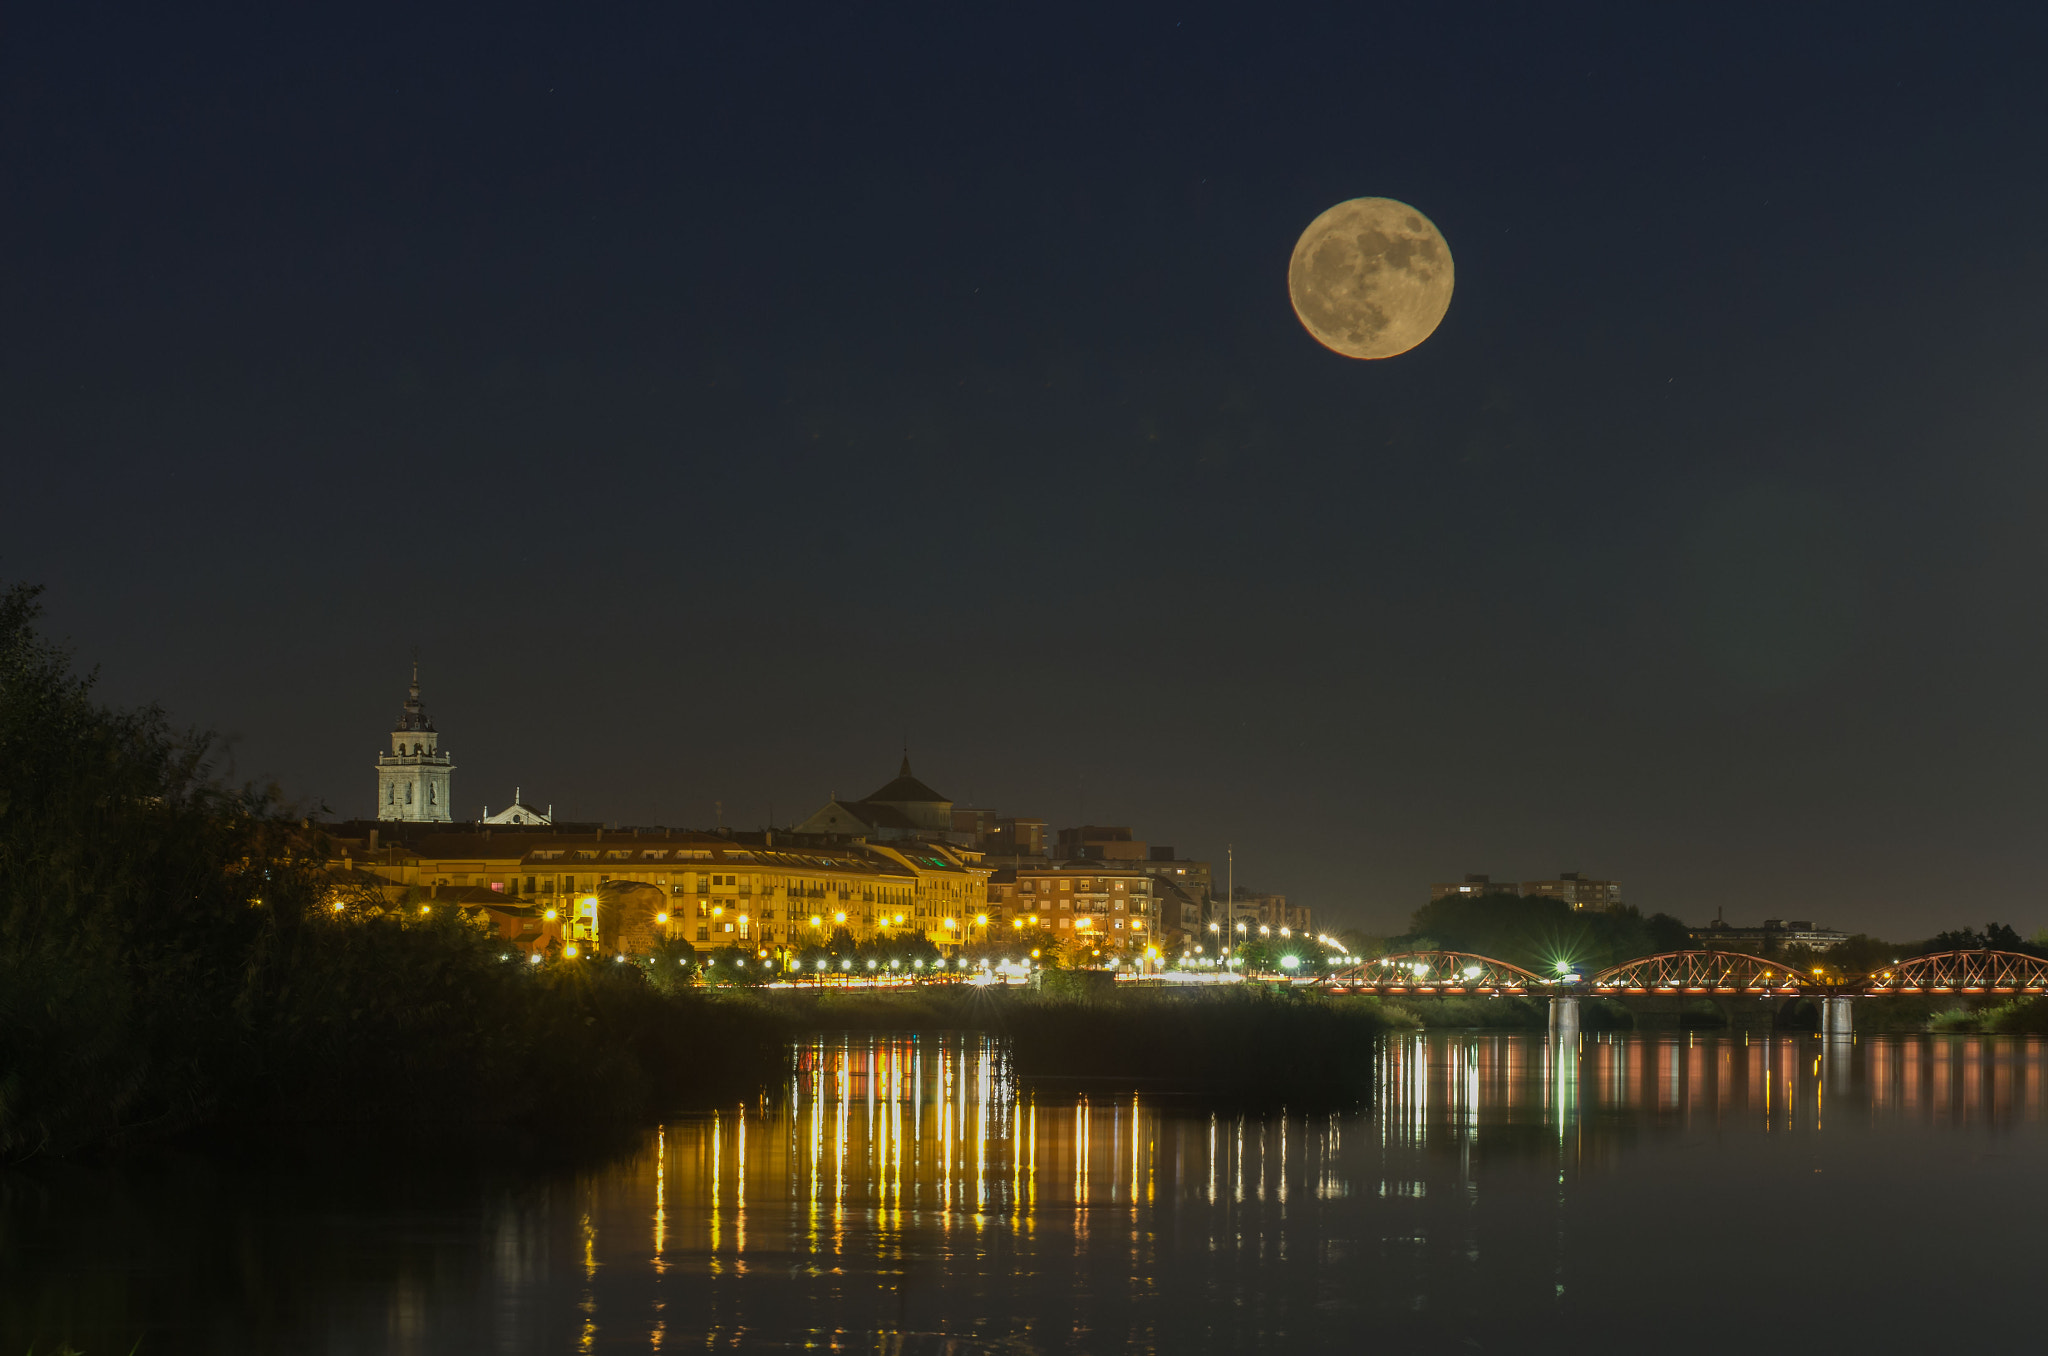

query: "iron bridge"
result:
(1317, 948), (2048, 998)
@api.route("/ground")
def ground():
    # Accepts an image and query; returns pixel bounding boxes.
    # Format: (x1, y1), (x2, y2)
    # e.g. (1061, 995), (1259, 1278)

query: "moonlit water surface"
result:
(6, 1032), (2047, 1353)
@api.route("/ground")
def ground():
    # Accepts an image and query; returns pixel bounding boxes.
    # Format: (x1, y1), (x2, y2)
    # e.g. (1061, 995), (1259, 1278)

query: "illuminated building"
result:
(1690, 916), (1849, 952)
(321, 822), (989, 954)
(481, 788), (552, 825)
(1000, 866), (1162, 952)
(374, 661), (453, 823)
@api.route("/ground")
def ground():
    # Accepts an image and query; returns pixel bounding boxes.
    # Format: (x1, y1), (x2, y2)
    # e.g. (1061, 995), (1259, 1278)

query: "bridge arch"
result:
(1857, 949), (2048, 995)
(1590, 950), (1816, 995)
(1321, 950), (1550, 995)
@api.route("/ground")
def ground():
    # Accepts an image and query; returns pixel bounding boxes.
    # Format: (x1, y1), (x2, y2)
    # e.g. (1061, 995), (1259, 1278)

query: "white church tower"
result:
(376, 660), (454, 822)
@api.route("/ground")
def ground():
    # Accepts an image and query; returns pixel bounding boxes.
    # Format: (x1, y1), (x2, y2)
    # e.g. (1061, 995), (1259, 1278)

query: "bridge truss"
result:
(1589, 950), (1814, 996)
(1315, 947), (2048, 1001)
(1854, 949), (2048, 995)
(1320, 951), (1549, 996)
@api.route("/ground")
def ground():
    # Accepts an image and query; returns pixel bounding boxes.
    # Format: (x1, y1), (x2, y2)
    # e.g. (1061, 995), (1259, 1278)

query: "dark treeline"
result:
(0, 584), (787, 1156)
(1389, 891), (2046, 980)
(1390, 892), (1694, 977)
(0, 583), (1396, 1157)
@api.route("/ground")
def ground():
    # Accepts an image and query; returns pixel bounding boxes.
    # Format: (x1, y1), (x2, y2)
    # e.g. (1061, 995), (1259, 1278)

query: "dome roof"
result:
(862, 755), (949, 806)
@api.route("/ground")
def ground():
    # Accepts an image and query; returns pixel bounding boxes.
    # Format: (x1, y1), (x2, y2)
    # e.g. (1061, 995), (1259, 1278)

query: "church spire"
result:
(397, 653), (434, 733)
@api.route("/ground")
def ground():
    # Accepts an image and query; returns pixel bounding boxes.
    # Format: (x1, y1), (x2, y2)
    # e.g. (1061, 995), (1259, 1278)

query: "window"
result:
(697, 926), (709, 941)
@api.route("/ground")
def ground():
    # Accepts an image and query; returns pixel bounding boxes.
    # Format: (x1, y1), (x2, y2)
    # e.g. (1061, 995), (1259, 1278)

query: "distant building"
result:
(1522, 872), (1622, 911)
(793, 755), (957, 841)
(1056, 825), (1148, 861)
(1134, 846), (1212, 908)
(1691, 918), (1849, 953)
(1427, 872), (1624, 911)
(951, 807), (1001, 843)
(986, 816), (1047, 857)
(375, 661), (453, 823)
(1430, 873), (1513, 900)
(1225, 886), (1312, 938)
(482, 789), (552, 826)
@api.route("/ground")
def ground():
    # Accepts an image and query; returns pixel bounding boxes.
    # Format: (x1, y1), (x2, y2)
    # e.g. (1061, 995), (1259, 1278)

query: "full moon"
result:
(1287, 197), (1454, 360)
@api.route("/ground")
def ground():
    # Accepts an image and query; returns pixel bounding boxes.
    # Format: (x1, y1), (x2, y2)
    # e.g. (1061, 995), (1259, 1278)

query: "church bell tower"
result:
(376, 659), (454, 822)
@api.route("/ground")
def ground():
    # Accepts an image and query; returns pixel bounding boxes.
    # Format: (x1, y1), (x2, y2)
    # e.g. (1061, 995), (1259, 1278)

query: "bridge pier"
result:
(1821, 995), (1854, 1038)
(1549, 995), (1580, 1038)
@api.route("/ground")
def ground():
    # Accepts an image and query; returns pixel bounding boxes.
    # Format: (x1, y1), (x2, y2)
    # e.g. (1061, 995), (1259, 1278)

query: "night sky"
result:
(7, 3), (2048, 938)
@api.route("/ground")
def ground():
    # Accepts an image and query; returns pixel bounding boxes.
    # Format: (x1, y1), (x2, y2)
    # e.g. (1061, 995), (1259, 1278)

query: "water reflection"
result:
(7, 1032), (2048, 1354)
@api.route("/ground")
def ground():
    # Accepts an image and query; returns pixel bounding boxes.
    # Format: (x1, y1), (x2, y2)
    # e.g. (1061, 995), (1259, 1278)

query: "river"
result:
(5, 1031), (2044, 1353)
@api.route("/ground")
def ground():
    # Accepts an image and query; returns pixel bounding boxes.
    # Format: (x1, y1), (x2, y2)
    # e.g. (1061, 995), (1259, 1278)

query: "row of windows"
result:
(1018, 878), (1146, 893)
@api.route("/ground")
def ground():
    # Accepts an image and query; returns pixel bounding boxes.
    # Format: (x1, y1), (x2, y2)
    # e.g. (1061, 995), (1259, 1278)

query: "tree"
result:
(1396, 892), (1657, 976)
(1337, 928), (1388, 960)
(1921, 922), (2045, 958)
(701, 945), (769, 985)
(641, 934), (698, 991)
(0, 581), (318, 1155)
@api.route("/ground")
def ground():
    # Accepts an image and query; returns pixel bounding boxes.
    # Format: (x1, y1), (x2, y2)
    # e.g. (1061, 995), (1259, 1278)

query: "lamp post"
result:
(1223, 843), (1234, 974)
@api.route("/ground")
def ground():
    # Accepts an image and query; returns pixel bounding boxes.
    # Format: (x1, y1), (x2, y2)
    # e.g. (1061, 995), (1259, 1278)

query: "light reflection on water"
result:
(7, 1031), (2048, 1354)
